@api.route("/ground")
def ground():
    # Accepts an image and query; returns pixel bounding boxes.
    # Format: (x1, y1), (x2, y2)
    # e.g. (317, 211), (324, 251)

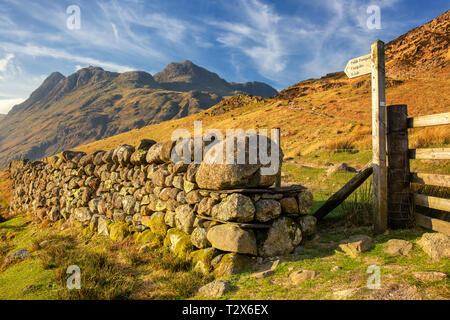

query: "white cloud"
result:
(111, 23), (119, 40)
(208, 0), (405, 84)
(1, 43), (134, 73)
(0, 97), (25, 114)
(210, 0), (287, 79)
(0, 53), (14, 72)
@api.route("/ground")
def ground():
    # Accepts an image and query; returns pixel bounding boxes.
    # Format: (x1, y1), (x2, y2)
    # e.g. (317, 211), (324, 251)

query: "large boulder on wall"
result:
(195, 133), (283, 190)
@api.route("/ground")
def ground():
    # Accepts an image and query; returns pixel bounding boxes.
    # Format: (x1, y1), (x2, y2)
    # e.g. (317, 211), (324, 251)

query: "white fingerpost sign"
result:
(345, 40), (387, 234)
(344, 54), (371, 78)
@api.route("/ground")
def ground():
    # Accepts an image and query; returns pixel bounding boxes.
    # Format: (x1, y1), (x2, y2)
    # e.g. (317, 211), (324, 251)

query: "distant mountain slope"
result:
(0, 62), (277, 167)
(385, 10), (449, 77)
(0, 114), (5, 122)
(71, 11), (449, 161)
(154, 60), (277, 97)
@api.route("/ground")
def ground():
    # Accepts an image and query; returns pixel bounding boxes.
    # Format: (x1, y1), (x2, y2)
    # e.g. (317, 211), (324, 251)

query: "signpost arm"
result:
(371, 40), (388, 233)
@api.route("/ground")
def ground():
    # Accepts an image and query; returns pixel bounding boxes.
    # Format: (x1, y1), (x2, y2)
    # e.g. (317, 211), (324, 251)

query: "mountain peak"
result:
(154, 60), (215, 84)
(115, 70), (160, 88)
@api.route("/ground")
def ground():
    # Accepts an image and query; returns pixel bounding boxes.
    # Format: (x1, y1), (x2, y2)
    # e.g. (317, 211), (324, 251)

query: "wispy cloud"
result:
(210, 0), (287, 78)
(1, 42), (133, 73)
(0, 53), (14, 72)
(209, 0), (406, 83)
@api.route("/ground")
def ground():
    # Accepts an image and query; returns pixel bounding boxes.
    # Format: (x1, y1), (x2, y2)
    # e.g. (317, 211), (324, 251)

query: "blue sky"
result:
(0, 0), (448, 113)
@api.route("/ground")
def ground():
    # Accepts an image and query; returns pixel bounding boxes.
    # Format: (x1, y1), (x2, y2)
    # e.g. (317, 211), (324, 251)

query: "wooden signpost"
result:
(344, 40), (387, 234)
(344, 54), (371, 78)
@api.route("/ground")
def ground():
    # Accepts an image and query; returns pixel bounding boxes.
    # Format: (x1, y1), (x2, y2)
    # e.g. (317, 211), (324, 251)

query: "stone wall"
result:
(7, 136), (316, 276)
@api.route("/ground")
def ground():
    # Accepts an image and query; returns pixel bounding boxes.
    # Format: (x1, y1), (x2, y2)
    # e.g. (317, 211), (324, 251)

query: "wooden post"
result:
(371, 40), (388, 234)
(387, 104), (412, 229)
(314, 161), (373, 220)
(275, 127), (281, 188)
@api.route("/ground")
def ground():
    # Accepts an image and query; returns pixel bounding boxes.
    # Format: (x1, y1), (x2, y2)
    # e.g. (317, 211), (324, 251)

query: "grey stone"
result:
(211, 193), (255, 222)
(289, 270), (319, 284)
(191, 227), (210, 249)
(254, 199), (281, 222)
(195, 133), (283, 190)
(417, 233), (450, 260)
(207, 224), (257, 255)
(74, 207), (92, 222)
(412, 271), (447, 282)
(384, 239), (413, 256)
(338, 234), (375, 258)
(97, 216), (110, 236)
(297, 215), (317, 238)
(326, 163), (356, 175)
(258, 217), (302, 257)
(175, 204), (196, 234)
(280, 197), (298, 214)
(198, 280), (231, 298)
(5, 249), (30, 264)
(146, 142), (164, 164)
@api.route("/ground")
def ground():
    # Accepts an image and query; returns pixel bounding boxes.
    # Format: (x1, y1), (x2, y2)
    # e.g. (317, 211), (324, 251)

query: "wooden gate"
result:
(387, 106), (449, 234)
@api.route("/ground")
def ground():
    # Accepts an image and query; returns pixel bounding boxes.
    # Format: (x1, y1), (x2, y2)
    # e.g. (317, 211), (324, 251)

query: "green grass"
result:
(0, 258), (57, 299)
(213, 222), (449, 300)
(0, 214), (213, 300)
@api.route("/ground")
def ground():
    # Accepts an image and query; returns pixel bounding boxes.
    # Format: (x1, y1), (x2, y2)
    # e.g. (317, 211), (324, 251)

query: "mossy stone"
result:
(164, 228), (193, 261)
(148, 212), (167, 238)
(213, 253), (253, 278)
(190, 247), (219, 274)
(135, 230), (162, 248)
(155, 200), (167, 211)
(184, 180), (198, 193)
(109, 222), (130, 241)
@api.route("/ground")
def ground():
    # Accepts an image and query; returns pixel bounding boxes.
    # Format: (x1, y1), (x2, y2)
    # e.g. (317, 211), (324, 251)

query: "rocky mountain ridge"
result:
(0, 61), (277, 167)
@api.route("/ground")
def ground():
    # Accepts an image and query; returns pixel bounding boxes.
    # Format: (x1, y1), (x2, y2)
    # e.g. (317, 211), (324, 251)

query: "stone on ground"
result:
(333, 288), (358, 299)
(5, 249), (30, 264)
(326, 163), (356, 175)
(198, 280), (231, 298)
(250, 269), (274, 279)
(289, 270), (319, 284)
(338, 234), (375, 258)
(417, 232), (450, 260)
(383, 239), (413, 256)
(412, 271), (447, 283)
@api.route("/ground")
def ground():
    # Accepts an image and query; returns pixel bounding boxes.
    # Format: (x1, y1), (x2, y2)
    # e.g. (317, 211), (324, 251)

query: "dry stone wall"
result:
(8, 137), (316, 276)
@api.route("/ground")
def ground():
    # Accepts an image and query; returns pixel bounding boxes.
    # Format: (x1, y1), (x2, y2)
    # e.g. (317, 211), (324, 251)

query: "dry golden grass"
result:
(0, 172), (11, 220)
(409, 126), (450, 148)
(323, 137), (356, 153)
